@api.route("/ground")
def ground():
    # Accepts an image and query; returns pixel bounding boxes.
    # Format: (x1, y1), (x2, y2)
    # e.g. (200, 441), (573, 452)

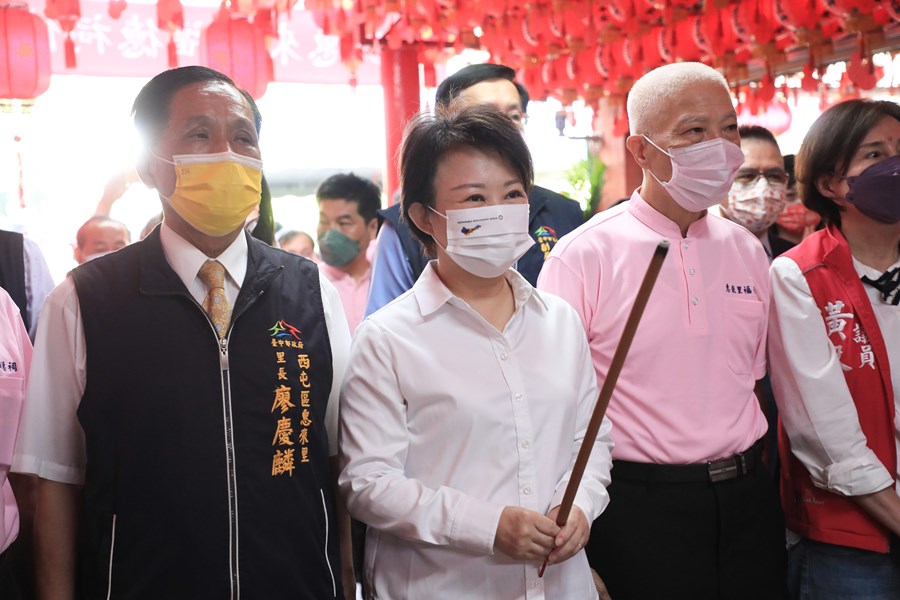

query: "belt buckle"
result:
(707, 457), (738, 483)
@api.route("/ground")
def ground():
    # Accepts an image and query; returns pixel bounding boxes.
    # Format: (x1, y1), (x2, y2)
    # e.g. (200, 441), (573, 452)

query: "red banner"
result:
(25, 0), (381, 85)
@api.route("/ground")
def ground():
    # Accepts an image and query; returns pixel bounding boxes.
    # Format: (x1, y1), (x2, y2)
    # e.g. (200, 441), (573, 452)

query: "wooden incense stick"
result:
(538, 240), (669, 577)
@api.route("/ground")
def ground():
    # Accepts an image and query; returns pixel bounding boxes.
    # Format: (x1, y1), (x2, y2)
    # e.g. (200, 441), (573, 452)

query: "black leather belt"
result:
(612, 439), (765, 484)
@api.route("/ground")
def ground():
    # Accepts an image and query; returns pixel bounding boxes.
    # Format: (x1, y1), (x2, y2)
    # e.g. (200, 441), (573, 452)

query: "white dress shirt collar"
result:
(159, 222), (248, 294)
(412, 261), (549, 319)
(852, 255), (900, 280)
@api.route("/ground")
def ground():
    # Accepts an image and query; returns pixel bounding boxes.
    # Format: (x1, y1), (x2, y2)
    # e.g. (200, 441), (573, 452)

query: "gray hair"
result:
(627, 62), (730, 136)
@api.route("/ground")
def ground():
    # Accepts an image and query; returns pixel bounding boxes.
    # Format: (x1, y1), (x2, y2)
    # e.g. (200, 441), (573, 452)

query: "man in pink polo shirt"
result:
(538, 62), (787, 599)
(0, 286), (32, 598)
(316, 173), (380, 335)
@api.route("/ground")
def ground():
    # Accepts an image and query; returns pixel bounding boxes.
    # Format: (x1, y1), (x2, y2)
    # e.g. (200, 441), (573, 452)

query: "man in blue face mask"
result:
(315, 173), (380, 335)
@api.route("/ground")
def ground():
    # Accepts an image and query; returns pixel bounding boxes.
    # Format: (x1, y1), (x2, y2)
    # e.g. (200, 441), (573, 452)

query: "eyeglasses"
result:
(507, 110), (528, 126)
(734, 168), (789, 186)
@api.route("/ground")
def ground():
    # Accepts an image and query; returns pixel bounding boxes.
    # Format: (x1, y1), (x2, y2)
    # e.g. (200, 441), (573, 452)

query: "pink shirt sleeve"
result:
(537, 254), (593, 332)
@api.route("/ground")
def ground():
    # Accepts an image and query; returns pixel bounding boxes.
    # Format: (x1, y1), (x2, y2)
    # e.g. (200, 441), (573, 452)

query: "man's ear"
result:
(407, 203), (433, 238)
(626, 135), (649, 169)
(135, 152), (157, 190)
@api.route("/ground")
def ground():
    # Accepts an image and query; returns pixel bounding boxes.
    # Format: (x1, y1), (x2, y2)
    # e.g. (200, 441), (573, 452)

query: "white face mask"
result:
(429, 203), (534, 278)
(723, 177), (787, 233)
(643, 136), (746, 212)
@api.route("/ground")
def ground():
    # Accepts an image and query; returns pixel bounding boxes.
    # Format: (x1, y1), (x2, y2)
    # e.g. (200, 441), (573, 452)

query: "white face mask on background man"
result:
(723, 177), (787, 233)
(429, 203), (534, 278)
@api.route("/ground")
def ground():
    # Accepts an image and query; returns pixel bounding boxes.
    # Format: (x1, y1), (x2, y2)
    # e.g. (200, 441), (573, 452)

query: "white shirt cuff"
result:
(450, 496), (504, 555)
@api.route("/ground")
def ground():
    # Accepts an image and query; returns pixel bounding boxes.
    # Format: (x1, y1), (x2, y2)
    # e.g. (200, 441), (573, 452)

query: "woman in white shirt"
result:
(768, 98), (900, 599)
(338, 102), (612, 599)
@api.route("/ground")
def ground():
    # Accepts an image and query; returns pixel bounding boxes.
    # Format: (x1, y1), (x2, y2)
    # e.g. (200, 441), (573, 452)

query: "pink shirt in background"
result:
(318, 262), (371, 335)
(0, 287), (32, 554)
(538, 190), (769, 464)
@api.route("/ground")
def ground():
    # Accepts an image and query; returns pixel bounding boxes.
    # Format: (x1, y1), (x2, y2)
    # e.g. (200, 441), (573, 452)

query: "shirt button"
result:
(688, 267), (696, 275)
(515, 393), (524, 402)
(522, 486), (532, 495)
(531, 581), (538, 588)
(500, 351), (510, 360)
(521, 440), (530, 449)
(683, 242), (689, 249)
(692, 297), (699, 305)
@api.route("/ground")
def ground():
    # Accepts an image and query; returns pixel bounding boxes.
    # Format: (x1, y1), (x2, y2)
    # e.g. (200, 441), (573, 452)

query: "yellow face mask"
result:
(155, 150), (263, 237)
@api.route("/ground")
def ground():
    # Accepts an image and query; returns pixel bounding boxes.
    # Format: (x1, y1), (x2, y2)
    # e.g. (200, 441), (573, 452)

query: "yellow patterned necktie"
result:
(197, 260), (232, 338)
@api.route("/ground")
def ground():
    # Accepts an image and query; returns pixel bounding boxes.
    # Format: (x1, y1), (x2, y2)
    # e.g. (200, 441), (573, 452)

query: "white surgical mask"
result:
(723, 177), (787, 233)
(644, 136), (745, 212)
(429, 203), (534, 278)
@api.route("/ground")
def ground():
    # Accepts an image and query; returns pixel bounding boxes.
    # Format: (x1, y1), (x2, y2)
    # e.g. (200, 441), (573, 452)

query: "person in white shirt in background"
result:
(279, 230), (318, 262)
(338, 102), (612, 599)
(73, 216), (131, 265)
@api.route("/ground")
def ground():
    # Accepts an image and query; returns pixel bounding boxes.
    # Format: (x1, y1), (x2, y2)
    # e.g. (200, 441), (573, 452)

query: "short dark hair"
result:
(435, 63), (529, 111)
(131, 66), (244, 146)
(76, 216), (130, 248)
(400, 102), (534, 254)
(738, 125), (779, 148)
(316, 173), (382, 223)
(796, 99), (900, 227)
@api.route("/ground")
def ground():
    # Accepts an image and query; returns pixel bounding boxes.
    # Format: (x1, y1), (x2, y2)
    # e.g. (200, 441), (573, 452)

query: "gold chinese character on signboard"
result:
(276, 351), (286, 364)
(277, 367), (288, 381)
(272, 385), (295, 414)
(272, 449), (295, 476)
(300, 409), (312, 427)
(297, 354), (310, 369)
(301, 447), (309, 463)
(271, 339), (278, 347)
(272, 417), (294, 446)
(299, 371), (310, 388)
(299, 428), (309, 445)
(300, 390), (310, 407)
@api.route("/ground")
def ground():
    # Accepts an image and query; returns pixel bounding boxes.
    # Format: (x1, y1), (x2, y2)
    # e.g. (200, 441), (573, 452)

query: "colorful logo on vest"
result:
(269, 320), (302, 340)
(534, 225), (558, 260)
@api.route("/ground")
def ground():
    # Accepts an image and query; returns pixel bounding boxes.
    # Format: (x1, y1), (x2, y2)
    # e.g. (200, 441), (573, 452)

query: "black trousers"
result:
(587, 464), (788, 600)
(0, 538), (30, 600)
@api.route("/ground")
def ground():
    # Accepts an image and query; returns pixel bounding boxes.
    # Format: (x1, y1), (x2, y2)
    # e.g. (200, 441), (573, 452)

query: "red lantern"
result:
(158, 0), (184, 68)
(44, 0), (80, 68)
(672, 16), (703, 61)
(0, 6), (51, 99)
(738, 98), (793, 136)
(202, 12), (270, 99)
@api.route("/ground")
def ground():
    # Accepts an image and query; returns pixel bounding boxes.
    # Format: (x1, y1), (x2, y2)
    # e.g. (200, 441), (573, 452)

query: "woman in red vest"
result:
(768, 98), (900, 599)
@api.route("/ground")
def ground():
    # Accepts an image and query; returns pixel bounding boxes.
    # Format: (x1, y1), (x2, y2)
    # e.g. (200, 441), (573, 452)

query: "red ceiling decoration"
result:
(304, 0), (898, 109)
(0, 4), (52, 99)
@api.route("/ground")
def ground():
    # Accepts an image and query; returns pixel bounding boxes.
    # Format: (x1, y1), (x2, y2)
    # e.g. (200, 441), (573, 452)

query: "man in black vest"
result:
(364, 63), (584, 316)
(12, 66), (353, 599)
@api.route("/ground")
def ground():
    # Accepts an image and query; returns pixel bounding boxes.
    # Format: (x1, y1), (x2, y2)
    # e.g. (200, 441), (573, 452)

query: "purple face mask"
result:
(845, 154), (900, 224)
